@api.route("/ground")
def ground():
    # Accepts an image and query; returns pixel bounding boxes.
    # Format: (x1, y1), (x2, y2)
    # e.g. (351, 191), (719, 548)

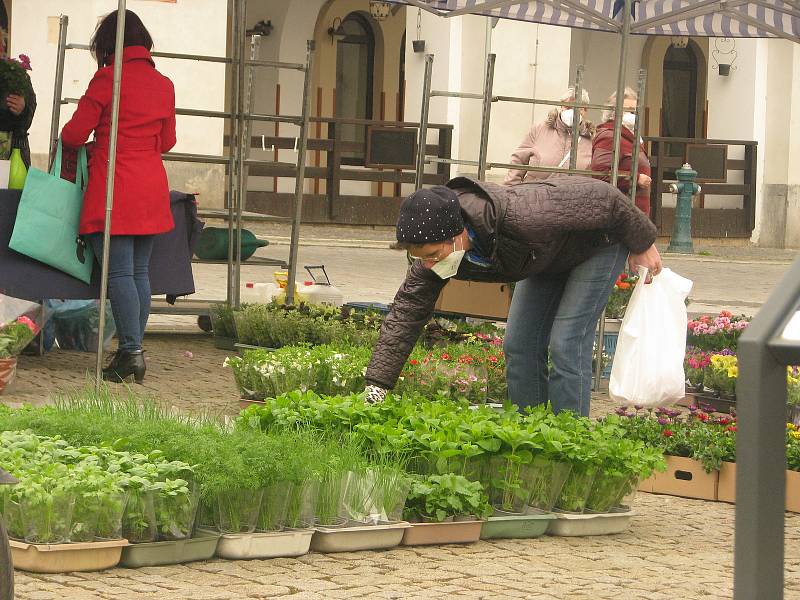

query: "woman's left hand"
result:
(628, 243), (662, 283)
(6, 94), (25, 116)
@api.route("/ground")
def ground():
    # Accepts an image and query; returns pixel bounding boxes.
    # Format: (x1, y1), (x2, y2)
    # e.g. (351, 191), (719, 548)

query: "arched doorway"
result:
(335, 11), (375, 164)
(662, 41), (701, 160)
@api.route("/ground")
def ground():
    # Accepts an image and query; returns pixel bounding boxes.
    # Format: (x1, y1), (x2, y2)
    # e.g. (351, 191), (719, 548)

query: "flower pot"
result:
(119, 530), (220, 568)
(0, 357), (17, 395)
(642, 456), (718, 501)
(585, 472), (634, 513)
(22, 490), (76, 545)
(717, 462), (736, 504)
(310, 521), (410, 553)
(554, 464), (597, 514)
(526, 457), (571, 514)
(285, 479), (318, 529)
(10, 539), (128, 573)
(488, 456), (535, 514)
(217, 488), (264, 534)
(216, 528), (313, 559)
(122, 489), (157, 543)
(257, 481), (292, 532)
(480, 514), (554, 540)
(787, 470), (800, 513)
(94, 490), (128, 540)
(547, 511), (635, 537)
(412, 39), (426, 53)
(213, 335), (238, 351)
(155, 484), (199, 541)
(401, 520), (484, 546)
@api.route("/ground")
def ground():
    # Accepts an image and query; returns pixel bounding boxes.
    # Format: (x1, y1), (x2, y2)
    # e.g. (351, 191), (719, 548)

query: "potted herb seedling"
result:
(400, 474), (489, 546)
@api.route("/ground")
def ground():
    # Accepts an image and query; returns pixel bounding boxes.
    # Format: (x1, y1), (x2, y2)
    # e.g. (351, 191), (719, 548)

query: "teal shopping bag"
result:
(9, 141), (94, 284)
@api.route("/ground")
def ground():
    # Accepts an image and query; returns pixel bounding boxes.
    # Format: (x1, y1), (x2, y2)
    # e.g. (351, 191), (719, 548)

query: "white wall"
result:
(13, 0), (227, 159)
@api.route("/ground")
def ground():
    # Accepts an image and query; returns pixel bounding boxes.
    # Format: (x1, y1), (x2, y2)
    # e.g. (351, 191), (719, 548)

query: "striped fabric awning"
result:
(395, 1), (800, 41)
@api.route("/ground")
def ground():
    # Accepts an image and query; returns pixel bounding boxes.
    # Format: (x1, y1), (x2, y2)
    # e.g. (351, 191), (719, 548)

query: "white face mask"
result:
(622, 111), (637, 130)
(560, 109), (581, 129)
(431, 242), (466, 279)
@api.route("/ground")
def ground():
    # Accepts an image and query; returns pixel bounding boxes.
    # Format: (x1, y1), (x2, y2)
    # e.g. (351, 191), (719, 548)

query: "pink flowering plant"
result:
(0, 315), (38, 358)
(0, 53), (33, 96)
(687, 310), (750, 352)
(684, 348), (712, 388)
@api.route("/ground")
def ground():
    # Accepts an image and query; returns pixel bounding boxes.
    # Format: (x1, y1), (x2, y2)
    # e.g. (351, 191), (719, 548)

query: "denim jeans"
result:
(504, 243), (629, 416)
(86, 234), (155, 352)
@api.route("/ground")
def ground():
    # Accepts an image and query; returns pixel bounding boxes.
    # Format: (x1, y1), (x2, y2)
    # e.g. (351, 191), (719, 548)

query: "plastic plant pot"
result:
(195, 497), (219, 530)
(585, 471), (633, 513)
(488, 455), (534, 515)
(119, 530), (220, 568)
(611, 474), (641, 513)
(401, 520), (484, 546)
(526, 457), (572, 514)
(480, 514), (555, 540)
(22, 490), (76, 545)
(94, 490), (128, 540)
(122, 489), (157, 544)
(257, 482), (292, 532)
(310, 521), (410, 553)
(547, 511), (635, 536)
(314, 472), (349, 528)
(554, 464), (597, 514)
(286, 480), (318, 529)
(217, 488), (264, 534)
(154, 482), (200, 541)
(3, 497), (25, 540)
(216, 528), (313, 560)
(69, 494), (100, 543)
(10, 539), (128, 573)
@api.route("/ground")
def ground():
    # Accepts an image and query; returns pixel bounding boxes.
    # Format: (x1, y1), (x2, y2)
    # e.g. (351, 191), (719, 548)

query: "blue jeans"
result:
(504, 243), (629, 416)
(86, 234), (155, 352)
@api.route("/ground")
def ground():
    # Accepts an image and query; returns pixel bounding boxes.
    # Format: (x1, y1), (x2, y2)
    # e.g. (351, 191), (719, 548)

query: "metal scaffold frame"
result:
(46, 0), (314, 386)
(415, 51), (647, 391)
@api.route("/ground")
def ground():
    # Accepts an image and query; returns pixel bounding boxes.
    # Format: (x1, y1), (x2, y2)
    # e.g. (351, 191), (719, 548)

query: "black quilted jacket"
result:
(365, 175), (658, 390)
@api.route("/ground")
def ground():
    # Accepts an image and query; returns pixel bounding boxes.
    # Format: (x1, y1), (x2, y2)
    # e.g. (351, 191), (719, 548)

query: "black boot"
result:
(102, 350), (146, 384)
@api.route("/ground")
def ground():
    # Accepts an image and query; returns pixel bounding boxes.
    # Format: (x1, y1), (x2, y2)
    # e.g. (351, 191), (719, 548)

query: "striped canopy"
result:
(395, 0), (800, 40)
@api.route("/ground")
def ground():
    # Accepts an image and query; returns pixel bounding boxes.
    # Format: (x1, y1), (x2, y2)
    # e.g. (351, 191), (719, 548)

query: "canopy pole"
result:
(94, 0), (127, 390)
(415, 54), (434, 189)
(568, 64), (584, 171)
(477, 53), (496, 180)
(48, 15), (68, 168)
(610, 0), (632, 187)
(629, 68), (647, 205)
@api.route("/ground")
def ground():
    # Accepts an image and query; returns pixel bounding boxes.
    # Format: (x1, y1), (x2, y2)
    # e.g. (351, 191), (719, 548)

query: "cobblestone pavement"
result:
(4, 335), (800, 599)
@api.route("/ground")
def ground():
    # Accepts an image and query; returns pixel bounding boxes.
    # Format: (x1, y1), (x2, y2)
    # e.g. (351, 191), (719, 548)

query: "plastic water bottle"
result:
(241, 282), (279, 304)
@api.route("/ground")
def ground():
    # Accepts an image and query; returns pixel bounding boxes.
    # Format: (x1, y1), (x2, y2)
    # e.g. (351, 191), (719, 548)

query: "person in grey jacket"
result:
(364, 176), (662, 415)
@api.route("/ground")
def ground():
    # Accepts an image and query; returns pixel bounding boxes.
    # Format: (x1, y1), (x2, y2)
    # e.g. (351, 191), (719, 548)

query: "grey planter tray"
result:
(310, 521), (410, 553)
(547, 511), (635, 537)
(216, 529), (313, 560)
(119, 531), (220, 567)
(480, 514), (555, 540)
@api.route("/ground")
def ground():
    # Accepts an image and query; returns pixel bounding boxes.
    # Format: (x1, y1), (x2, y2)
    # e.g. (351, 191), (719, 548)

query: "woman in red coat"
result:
(61, 10), (176, 384)
(590, 87), (652, 216)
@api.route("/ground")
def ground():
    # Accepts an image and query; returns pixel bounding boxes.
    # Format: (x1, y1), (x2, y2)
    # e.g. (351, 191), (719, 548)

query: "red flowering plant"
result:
(397, 343), (506, 404)
(0, 315), (38, 358)
(605, 273), (639, 319)
(684, 348), (712, 389)
(611, 405), (736, 473)
(687, 310), (750, 352)
(0, 294), (43, 359)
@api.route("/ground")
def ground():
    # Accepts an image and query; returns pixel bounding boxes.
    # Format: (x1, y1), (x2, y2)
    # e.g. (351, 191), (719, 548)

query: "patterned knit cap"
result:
(396, 186), (464, 244)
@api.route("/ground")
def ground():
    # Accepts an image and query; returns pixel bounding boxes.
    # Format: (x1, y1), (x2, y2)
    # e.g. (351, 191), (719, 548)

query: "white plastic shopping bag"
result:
(609, 266), (694, 407)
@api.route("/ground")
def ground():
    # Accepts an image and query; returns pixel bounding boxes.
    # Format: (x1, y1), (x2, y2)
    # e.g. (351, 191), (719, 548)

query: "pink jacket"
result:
(504, 110), (594, 185)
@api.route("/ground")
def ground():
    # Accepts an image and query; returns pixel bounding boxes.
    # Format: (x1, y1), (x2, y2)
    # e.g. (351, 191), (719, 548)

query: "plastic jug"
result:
(241, 282), (279, 305)
(8, 148), (27, 190)
(298, 281), (344, 306)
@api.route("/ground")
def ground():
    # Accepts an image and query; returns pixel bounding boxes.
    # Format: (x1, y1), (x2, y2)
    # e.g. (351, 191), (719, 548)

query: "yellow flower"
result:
(789, 423), (797, 431)
(727, 366), (739, 379)
(791, 431), (800, 440)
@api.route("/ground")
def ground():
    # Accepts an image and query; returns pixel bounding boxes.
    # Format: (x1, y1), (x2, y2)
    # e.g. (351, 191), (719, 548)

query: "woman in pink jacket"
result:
(504, 87), (594, 185)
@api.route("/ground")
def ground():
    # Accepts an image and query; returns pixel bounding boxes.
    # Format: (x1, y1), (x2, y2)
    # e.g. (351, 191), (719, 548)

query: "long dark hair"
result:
(90, 9), (153, 69)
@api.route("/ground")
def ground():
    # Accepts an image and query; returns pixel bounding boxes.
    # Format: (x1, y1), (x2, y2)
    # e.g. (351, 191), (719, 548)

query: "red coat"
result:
(590, 121), (652, 216)
(61, 46), (176, 235)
